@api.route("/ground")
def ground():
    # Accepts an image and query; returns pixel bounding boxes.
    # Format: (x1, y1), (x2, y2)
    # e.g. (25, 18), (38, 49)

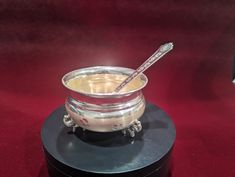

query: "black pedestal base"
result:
(41, 103), (176, 177)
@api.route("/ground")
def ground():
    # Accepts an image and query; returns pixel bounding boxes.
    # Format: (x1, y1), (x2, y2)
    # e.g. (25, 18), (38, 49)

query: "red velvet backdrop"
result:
(0, 1), (235, 177)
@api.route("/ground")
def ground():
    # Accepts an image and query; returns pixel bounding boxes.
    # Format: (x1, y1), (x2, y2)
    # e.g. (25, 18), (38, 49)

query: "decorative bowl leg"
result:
(63, 114), (79, 133)
(122, 120), (142, 138)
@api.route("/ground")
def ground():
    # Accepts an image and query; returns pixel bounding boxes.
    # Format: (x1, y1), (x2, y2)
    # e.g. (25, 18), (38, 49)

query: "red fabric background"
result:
(0, 1), (235, 177)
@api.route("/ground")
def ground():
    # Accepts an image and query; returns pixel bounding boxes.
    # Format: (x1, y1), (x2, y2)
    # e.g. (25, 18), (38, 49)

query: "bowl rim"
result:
(61, 66), (148, 97)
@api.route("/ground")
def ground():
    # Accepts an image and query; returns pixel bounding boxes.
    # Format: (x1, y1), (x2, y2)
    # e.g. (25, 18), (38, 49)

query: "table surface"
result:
(0, 1), (235, 177)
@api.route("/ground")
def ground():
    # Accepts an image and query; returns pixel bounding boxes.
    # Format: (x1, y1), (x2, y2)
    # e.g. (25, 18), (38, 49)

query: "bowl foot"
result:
(122, 120), (142, 137)
(63, 114), (79, 133)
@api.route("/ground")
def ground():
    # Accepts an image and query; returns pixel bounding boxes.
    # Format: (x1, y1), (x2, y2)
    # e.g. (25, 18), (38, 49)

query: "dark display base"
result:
(41, 103), (176, 177)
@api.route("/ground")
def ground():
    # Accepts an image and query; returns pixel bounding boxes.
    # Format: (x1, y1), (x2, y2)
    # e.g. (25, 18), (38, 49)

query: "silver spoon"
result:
(114, 42), (174, 93)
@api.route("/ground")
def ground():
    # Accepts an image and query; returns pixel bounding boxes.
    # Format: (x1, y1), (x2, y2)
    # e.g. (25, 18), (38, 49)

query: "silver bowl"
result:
(62, 66), (148, 137)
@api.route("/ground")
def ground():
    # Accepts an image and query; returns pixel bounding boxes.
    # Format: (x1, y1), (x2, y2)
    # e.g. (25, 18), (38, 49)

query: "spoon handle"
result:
(114, 42), (174, 93)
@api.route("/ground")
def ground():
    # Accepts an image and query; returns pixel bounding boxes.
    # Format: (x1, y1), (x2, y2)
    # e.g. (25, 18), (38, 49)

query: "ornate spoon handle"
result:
(114, 42), (174, 93)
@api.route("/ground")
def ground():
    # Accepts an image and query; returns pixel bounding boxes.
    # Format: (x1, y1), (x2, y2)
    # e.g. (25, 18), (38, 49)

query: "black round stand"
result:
(41, 103), (176, 177)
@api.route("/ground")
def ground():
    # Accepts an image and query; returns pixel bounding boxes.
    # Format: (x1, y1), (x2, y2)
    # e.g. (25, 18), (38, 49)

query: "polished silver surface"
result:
(62, 66), (148, 98)
(62, 66), (148, 134)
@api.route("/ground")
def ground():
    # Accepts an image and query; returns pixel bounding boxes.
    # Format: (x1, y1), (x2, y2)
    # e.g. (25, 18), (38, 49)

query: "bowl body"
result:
(62, 66), (148, 132)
